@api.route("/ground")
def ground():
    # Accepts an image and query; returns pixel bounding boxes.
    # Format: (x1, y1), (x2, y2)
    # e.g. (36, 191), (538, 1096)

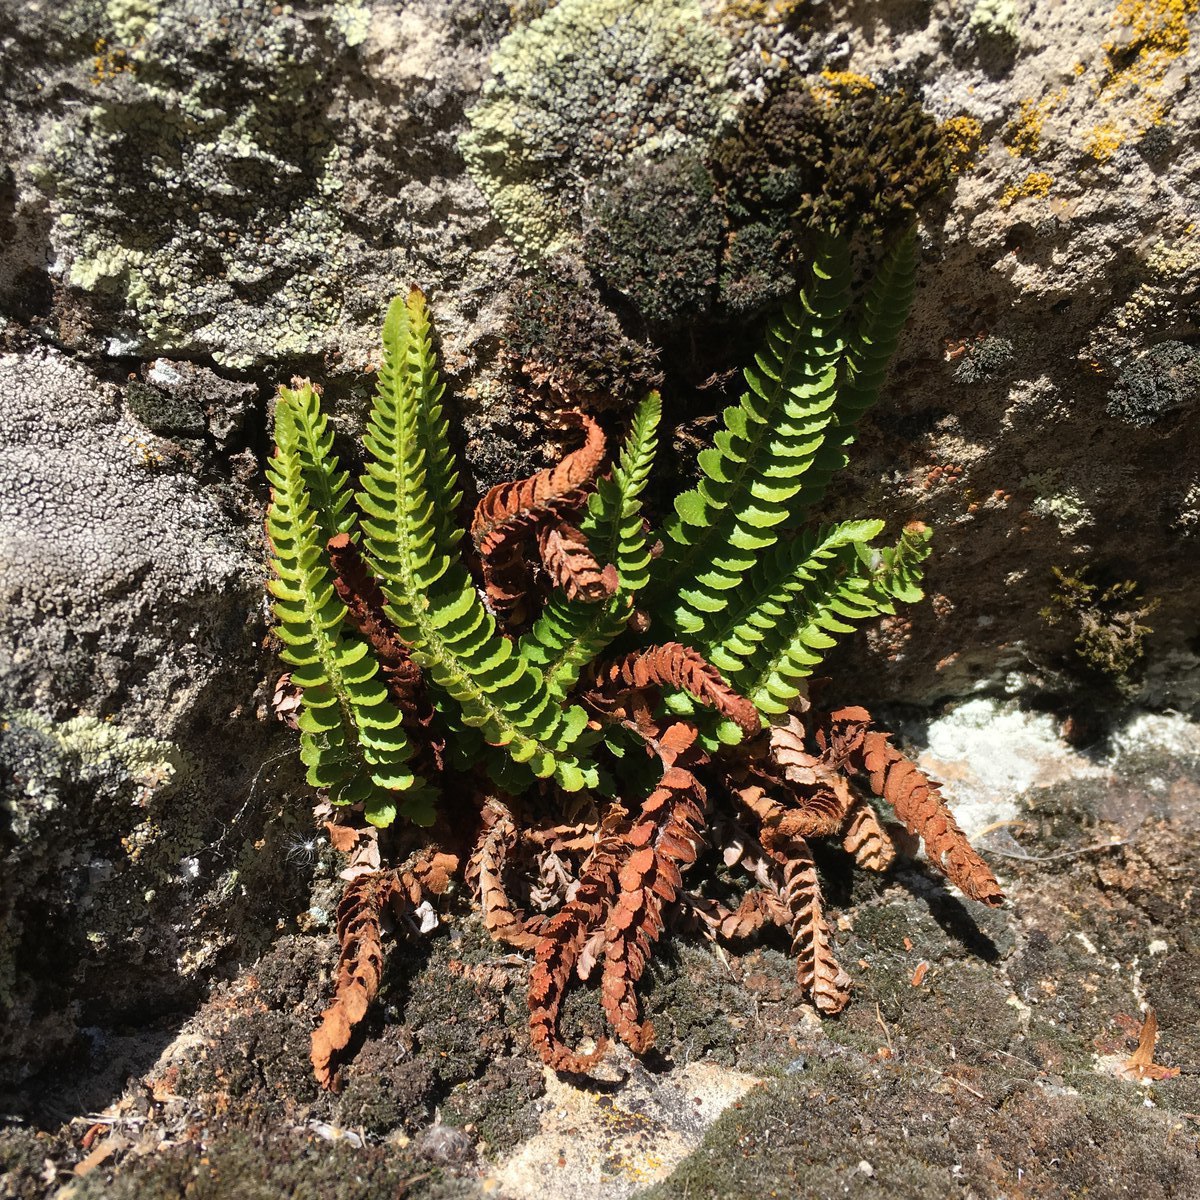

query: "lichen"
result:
(999, 170), (1054, 206)
(940, 114), (984, 173)
(1105, 340), (1200, 427)
(37, 1), (357, 368)
(1003, 90), (1066, 158)
(460, 0), (735, 257)
(1028, 481), (1095, 537)
(969, 0), (1020, 41)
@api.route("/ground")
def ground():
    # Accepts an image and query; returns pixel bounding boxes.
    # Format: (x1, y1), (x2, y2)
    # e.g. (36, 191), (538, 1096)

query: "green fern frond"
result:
(732, 522), (932, 716)
(869, 520), (933, 606)
(266, 385), (424, 827)
(359, 290), (597, 793)
(277, 379), (357, 547)
(522, 392), (661, 699)
(705, 520), (886, 680)
(787, 230), (919, 521)
(651, 235), (852, 640)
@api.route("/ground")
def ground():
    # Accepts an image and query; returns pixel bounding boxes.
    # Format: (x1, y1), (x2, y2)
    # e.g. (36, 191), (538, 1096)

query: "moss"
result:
(37, 1), (359, 368)
(583, 152), (725, 328)
(709, 77), (952, 261)
(69, 1124), (477, 1200)
(461, 0), (734, 257)
(1041, 567), (1159, 689)
(1106, 340), (1200, 428)
(503, 256), (662, 405)
(439, 1055), (545, 1154)
(952, 335), (1014, 383)
(125, 379), (207, 436)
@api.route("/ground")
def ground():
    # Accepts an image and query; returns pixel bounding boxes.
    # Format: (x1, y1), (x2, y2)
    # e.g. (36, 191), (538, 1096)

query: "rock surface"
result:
(1, 0), (1198, 1196)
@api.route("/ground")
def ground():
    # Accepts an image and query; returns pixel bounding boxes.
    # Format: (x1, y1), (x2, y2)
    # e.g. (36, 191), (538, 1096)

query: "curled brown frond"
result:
(468, 798), (541, 951)
(856, 730), (1004, 905)
(841, 797), (897, 873)
(471, 412), (608, 546)
(311, 852), (458, 1090)
(326, 533), (427, 722)
(311, 870), (396, 1091)
(470, 413), (609, 623)
(780, 841), (852, 1014)
(528, 846), (621, 1073)
(583, 643), (761, 738)
(599, 742), (707, 1052)
(536, 522), (619, 603)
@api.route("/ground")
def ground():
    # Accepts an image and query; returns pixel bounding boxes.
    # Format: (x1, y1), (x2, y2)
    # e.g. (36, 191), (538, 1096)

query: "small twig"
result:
(984, 839), (1129, 863)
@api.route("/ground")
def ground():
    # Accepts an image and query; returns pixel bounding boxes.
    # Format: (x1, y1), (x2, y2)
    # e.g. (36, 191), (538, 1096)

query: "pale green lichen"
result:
(461, 0), (734, 256)
(970, 0), (1020, 40)
(3, 711), (179, 824)
(1028, 480), (1095, 537)
(40, 1), (353, 368)
(331, 1), (372, 48)
(105, 0), (161, 44)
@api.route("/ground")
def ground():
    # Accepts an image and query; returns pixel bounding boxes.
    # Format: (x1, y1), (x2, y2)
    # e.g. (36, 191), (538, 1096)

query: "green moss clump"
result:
(461, 0), (734, 257)
(1106, 340), (1200, 428)
(710, 78), (953, 265)
(1041, 567), (1159, 689)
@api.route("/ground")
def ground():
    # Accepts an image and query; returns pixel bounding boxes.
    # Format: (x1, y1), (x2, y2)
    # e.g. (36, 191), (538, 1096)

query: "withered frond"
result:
(467, 798), (542, 951)
(311, 851), (457, 1091)
(327, 532), (429, 722)
(779, 841), (853, 1014)
(536, 522), (620, 604)
(584, 642), (761, 737)
(855, 729), (1003, 905)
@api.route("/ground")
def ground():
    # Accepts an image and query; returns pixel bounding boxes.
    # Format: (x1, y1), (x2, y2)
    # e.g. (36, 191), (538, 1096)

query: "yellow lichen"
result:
(818, 69), (876, 93)
(1083, 123), (1124, 161)
(940, 115), (984, 172)
(1100, 0), (1197, 117)
(718, 0), (806, 25)
(1003, 88), (1066, 157)
(91, 37), (136, 85)
(999, 171), (1054, 207)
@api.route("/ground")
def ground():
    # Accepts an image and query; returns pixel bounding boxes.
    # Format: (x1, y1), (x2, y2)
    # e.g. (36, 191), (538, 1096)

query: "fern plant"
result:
(264, 234), (1003, 1087)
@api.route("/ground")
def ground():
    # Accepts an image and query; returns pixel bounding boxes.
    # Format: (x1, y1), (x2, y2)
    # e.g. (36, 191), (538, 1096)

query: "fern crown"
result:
(265, 237), (929, 826)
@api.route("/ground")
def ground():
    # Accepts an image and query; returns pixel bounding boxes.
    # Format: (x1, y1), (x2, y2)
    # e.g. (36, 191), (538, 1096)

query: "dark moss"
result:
(952, 335), (1015, 384)
(439, 1055), (545, 1154)
(503, 255), (662, 407)
(637, 1047), (1200, 1200)
(583, 152), (724, 329)
(69, 1123), (476, 1200)
(334, 1028), (440, 1134)
(1106, 340), (1199, 428)
(125, 380), (207, 436)
(709, 79), (953, 267)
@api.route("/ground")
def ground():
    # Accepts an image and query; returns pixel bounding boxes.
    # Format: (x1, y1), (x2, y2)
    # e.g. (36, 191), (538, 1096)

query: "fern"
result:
(266, 231), (1006, 1089)
(359, 289), (596, 793)
(649, 235), (852, 640)
(266, 383), (425, 828)
(521, 391), (661, 699)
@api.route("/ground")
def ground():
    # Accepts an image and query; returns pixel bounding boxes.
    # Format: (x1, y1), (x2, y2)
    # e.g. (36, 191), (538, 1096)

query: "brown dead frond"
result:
(311, 852), (458, 1090)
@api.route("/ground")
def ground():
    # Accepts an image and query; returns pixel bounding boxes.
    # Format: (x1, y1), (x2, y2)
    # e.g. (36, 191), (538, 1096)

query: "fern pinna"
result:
(265, 243), (1002, 1089)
